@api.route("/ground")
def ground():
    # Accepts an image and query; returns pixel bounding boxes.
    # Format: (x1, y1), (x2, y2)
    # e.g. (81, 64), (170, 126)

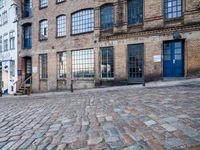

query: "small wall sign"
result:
(153, 55), (161, 62)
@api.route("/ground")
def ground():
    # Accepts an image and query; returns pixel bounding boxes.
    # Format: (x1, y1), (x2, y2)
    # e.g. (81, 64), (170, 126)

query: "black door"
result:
(128, 44), (144, 83)
(25, 58), (32, 83)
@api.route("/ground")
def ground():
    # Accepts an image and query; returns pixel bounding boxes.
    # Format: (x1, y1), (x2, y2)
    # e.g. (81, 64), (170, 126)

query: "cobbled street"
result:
(0, 79), (200, 150)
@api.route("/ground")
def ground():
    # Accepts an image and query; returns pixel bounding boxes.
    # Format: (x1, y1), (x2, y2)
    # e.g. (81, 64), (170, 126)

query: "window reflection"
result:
(72, 49), (94, 78)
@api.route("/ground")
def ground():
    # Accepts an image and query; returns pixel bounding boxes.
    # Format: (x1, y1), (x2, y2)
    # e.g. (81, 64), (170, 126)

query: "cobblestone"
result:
(0, 78), (200, 149)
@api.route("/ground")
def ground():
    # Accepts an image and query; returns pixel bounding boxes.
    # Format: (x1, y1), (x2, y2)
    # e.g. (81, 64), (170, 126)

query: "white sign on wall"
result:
(32, 67), (38, 73)
(153, 55), (161, 62)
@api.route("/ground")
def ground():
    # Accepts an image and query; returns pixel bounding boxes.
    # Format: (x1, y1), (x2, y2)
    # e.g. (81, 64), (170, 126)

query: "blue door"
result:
(163, 41), (184, 77)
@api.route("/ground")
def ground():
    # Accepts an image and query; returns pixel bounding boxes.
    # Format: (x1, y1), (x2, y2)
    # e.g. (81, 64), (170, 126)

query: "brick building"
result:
(18, 0), (200, 93)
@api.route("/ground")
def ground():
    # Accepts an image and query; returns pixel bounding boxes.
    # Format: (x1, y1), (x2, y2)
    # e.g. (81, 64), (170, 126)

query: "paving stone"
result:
(161, 124), (177, 132)
(1, 141), (16, 150)
(88, 131), (102, 145)
(144, 120), (157, 126)
(121, 134), (136, 145)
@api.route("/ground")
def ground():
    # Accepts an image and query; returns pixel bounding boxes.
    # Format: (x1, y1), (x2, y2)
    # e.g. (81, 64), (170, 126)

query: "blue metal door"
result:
(163, 41), (184, 77)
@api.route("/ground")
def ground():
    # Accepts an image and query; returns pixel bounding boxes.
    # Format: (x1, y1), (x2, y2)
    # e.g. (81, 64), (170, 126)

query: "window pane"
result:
(57, 52), (67, 78)
(100, 47), (114, 78)
(72, 49), (94, 78)
(100, 4), (114, 29)
(40, 54), (48, 79)
(40, 20), (48, 40)
(57, 15), (66, 37)
(72, 9), (94, 34)
(164, 0), (182, 19)
(40, 0), (48, 8)
(127, 0), (143, 25)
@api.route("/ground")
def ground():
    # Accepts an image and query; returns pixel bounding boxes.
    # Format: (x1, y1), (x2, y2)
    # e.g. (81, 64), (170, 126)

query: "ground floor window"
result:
(100, 47), (114, 78)
(72, 49), (94, 78)
(39, 54), (48, 79)
(57, 51), (67, 79)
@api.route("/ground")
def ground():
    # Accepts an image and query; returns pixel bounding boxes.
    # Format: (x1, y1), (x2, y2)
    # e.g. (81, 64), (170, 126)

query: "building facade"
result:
(0, 0), (18, 94)
(18, 0), (200, 92)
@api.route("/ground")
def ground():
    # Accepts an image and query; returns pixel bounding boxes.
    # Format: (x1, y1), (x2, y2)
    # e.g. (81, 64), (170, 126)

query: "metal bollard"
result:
(70, 80), (73, 93)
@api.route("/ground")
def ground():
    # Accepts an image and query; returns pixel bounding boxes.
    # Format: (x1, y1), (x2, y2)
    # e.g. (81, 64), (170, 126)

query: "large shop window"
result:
(164, 0), (182, 19)
(57, 52), (67, 79)
(127, 0), (143, 25)
(39, 20), (48, 40)
(9, 31), (15, 49)
(72, 49), (94, 78)
(100, 47), (114, 78)
(40, 54), (48, 79)
(40, 0), (48, 8)
(72, 9), (94, 34)
(56, 15), (66, 37)
(100, 4), (114, 30)
(24, 24), (32, 48)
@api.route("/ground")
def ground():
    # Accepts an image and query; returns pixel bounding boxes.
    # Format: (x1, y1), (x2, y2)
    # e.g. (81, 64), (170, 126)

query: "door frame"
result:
(162, 39), (185, 78)
(127, 43), (145, 84)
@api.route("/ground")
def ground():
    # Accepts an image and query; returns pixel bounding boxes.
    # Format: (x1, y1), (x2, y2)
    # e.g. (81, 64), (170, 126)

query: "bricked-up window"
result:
(3, 33), (8, 51)
(72, 9), (94, 34)
(72, 49), (94, 78)
(56, 15), (66, 37)
(40, 0), (48, 8)
(57, 52), (67, 79)
(40, 54), (48, 79)
(39, 20), (48, 40)
(2, 11), (7, 25)
(164, 0), (182, 19)
(9, 31), (15, 49)
(127, 0), (143, 25)
(24, 24), (32, 48)
(0, 36), (2, 52)
(100, 47), (114, 78)
(100, 4), (114, 30)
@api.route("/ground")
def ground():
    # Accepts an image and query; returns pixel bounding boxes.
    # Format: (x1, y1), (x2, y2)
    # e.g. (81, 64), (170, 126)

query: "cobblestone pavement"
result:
(0, 79), (200, 150)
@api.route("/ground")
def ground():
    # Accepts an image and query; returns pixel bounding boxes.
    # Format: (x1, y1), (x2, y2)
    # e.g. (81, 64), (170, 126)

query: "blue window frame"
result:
(127, 0), (143, 25)
(164, 0), (182, 19)
(24, 25), (32, 48)
(100, 4), (114, 30)
(24, 0), (32, 17)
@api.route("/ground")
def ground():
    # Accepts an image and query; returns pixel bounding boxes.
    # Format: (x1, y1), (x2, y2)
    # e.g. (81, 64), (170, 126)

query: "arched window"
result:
(71, 9), (94, 34)
(39, 19), (48, 40)
(56, 15), (66, 37)
(164, 0), (182, 19)
(127, 0), (143, 25)
(100, 4), (114, 29)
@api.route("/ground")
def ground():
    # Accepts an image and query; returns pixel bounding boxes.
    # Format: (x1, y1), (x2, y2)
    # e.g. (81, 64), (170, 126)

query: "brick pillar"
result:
(48, 52), (57, 91)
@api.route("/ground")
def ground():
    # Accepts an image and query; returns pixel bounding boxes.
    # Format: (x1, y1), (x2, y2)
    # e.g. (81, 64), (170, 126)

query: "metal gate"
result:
(128, 44), (144, 83)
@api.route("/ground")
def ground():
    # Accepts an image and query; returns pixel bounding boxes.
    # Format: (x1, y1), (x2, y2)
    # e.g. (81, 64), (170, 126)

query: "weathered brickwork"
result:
(18, 0), (200, 92)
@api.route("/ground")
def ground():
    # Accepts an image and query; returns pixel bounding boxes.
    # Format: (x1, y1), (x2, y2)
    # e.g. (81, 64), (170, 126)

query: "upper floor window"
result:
(0, 15), (2, 26)
(164, 0), (182, 19)
(100, 4), (114, 30)
(24, 24), (32, 49)
(40, 0), (48, 8)
(0, 36), (2, 52)
(0, 0), (3, 8)
(10, 31), (15, 50)
(3, 33), (8, 51)
(39, 20), (48, 40)
(72, 9), (94, 35)
(56, 0), (65, 4)
(56, 15), (66, 37)
(24, 0), (32, 17)
(2, 11), (7, 25)
(127, 0), (143, 25)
